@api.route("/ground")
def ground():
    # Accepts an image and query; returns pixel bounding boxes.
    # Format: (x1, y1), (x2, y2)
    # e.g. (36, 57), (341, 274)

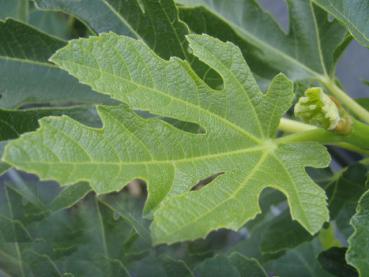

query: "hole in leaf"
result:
(191, 172), (224, 191)
(136, 110), (206, 134)
(191, 57), (224, 90)
(258, 187), (287, 214)
(124, 179), (147, 199)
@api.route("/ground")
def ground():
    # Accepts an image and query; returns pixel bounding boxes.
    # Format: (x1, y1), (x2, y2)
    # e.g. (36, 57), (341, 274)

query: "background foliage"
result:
(0, 0), (369, 276)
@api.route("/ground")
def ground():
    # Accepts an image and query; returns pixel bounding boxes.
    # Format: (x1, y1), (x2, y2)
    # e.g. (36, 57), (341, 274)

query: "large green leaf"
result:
(312, 0), (369, 48)
(347, 190), (369, 276)
(177, 0), (348, 82)
(3, 33), (331, 244)
(0, 19), (111, 108)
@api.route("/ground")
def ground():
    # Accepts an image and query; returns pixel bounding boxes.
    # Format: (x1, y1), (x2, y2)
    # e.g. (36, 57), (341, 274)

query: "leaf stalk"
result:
(320, 78), (369, 124)
(278, 118), (369, 155)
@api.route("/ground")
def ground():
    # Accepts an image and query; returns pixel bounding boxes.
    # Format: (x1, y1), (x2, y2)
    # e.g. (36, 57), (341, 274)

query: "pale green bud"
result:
(294, 87), (340, 130)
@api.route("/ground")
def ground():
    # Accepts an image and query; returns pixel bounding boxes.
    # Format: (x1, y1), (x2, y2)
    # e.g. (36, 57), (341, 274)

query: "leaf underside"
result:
(3, 33), (330, 244)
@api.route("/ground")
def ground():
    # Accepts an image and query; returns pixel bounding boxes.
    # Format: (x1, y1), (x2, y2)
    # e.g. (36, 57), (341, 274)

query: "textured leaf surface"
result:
(347, 190), (369, 276)
(0, 19), (111, 108)
(0, 106), (99, 175)
(4, 33), (331, 244)
(178, 0), (348, 81)
(313, 0), (369, 48)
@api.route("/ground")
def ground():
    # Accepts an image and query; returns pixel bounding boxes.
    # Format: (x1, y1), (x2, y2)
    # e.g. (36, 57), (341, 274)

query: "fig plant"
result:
(0, 0), (369, 276)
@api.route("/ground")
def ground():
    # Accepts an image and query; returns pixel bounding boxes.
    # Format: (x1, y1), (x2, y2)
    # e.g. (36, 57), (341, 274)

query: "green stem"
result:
(278, 118), (369, 155)
(345, 119), (369, 150)
(321, 78), (369, 124)
(278, 118), (316, 133)
(276, 127), (338, 144)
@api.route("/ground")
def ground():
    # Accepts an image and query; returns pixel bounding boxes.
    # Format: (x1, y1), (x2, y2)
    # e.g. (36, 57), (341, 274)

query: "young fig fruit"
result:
(294, 87), (351, 134)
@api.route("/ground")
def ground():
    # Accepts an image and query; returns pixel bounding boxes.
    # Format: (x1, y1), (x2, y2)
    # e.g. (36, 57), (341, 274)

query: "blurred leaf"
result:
(0, 0), (27, 21)
(49, 182), (92, 212)
(347, 190), (369, 276)
(258, 168), (334, 254)
(356, 98), (369, 112)
(34, 0), (189, 60)
(99, 191), (151, 244)
(0, 163), (9, 175)
(129, 255), (194, 277)
(312, 0), (369, 48)
(318, 247), (358, 277)
(28, 8), (71, 39)
(0, 19), (112, 108)
(260, 211), (313, 254)
(0, 142), (10, 175)
(228, 252), (268, 277)
(318, 224), (341, 250)
(263, 239), (331, 277)
(327, 163), (369, 237)
(260, 163), (369, 254)
(0, 183), (152, 276)
(194, 253), (267, 277)
(178, 0), (348, 82)
(34, 0), (220, 86)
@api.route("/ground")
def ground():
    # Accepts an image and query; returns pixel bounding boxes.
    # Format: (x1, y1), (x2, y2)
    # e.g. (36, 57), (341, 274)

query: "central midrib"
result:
(12, 143), (267, 166)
